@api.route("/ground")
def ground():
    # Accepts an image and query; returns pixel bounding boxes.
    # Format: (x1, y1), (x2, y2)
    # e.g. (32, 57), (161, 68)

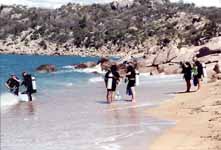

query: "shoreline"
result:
(0, 51), (123, 58)
(146, 80), (221, 150)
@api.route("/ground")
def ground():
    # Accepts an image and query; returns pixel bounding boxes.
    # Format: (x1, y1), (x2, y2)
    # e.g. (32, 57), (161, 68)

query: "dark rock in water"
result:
(74, 61), (97, 69)
(74, 63), (88, 69)
(213, 62), (221, 74)
(196, 47), (221, 58)
(97, 57), (109, 64)
(36, 64), (56, 73)
(117, 63), (127, 75)
(100, 61), (114, 71)
(96, 57), (113, 71)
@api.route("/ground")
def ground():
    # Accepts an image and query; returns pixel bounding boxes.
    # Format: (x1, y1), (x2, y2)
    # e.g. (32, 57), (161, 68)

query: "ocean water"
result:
(0, 54), (185, 150)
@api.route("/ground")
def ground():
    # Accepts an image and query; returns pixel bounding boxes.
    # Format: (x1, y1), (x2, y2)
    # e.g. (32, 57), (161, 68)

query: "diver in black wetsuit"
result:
(104, 65), (120, 104)
(21, 72), (33, 101)
(5, 74), (20, 95)
(181, 62), (192, 92)
(126, 65), (136, 102)
(195, 61), (204, 91)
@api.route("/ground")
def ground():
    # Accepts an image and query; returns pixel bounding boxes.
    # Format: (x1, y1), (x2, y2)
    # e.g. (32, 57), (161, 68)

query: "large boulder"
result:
(137, 55), (156, 67)
(198, 55), (221, 64)
(101, 61), (114, 71)
(74, 61), (96, 69)
(97, 57), (109, 64)
(152, 47), (179, 65)
(97, 57), (114, 71)
(213, 62), (221, 74)
(117, 63), (127, 75)
(196, 47), (221, 58)
(212, 73), (221, 80)
(36, 64), (56, 73)
(152, 49), (168, 65)
(157, 63), (181, 74)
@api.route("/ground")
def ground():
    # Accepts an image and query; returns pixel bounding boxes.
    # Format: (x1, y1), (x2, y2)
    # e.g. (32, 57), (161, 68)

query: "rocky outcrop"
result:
(36, 64), (56, 73)
(196, 47), (221, 58)
(213, 73), (221, 80)
(1, 1), (221, 77)
(0, 1), (220, 57)
(213, 62), (221, 74)
(74, 62), (97, 69)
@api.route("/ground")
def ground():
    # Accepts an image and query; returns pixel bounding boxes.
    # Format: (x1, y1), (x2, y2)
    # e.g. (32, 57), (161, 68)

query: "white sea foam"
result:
(89, 76), (104, 83)
(53, 69), (75, 74)
(74, 64), (106, 74)
(66, 83), (74, 87)
(0, 92), (19, 107)
(62, 65), (75, 69)
(99, 144), (121, 150)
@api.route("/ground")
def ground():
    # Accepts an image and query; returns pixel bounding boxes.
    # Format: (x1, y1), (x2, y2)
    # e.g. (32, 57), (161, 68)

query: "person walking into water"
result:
(5, 74), (20, 95)
(181, 62), (192, 92)
(21, 72), (34, 101)
(104, 65), (120, 104)
(126, 65), (136, 102)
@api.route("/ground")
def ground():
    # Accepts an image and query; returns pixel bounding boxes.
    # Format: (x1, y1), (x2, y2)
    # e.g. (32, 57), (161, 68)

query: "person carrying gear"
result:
(21, 72), (34, 101)
(104, 65), (120, 104)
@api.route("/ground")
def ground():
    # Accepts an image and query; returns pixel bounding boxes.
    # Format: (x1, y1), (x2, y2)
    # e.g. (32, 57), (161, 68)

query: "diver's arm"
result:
(126, 71), (131, 77)
(5, 82), (10, 89)
(13, 77), (21, 83)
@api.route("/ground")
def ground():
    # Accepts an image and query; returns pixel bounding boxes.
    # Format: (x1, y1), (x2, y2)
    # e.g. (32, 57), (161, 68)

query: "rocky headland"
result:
(0, 0), (221, 76)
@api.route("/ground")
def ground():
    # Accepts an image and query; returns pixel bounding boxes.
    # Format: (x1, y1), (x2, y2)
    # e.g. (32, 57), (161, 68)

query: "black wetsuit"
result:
(105, 71), (120, 91)
(22, 74), (33, 101)
(127, 70), (136, 87)
(126, 70), (136, 95)
(6, 78), (20, 95)
(196, 63), (203, 79)
(182, 66), (192, 81)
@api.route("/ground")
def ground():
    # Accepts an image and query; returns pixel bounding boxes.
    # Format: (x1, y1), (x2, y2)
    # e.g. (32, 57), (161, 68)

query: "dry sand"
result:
(147, 81), (221, 150)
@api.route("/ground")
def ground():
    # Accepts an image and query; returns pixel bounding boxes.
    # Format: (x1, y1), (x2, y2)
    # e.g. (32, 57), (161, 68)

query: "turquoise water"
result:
(0, 54), (99, 92)
(1, 54), (185, 150)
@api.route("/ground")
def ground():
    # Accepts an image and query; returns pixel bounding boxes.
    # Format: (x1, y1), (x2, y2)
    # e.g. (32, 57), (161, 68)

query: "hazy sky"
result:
(0, 0), (114, 8)
(171, 0), (221, 7)
(0, 0), (220, 8)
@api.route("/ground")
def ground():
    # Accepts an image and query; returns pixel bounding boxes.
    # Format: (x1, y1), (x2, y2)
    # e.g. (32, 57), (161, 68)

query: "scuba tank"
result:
(107, 72), (113, 90)
(202, 63), (207, 78)
(135, 70), (140, 86)
(32, 76), (37, 93)
(202, 63), (207, 83)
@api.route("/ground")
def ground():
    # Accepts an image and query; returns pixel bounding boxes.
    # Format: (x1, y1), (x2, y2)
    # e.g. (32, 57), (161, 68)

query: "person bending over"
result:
(5, 74), (20, 95)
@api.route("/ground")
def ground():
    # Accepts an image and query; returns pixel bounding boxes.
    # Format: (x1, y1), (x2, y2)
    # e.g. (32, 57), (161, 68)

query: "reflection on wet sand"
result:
(12, 101), (36, 116)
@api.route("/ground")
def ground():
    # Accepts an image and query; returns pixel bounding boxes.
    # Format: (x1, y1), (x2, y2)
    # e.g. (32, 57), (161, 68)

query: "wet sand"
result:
(1, 76), (184, 150)
(147, 81), (221, 150)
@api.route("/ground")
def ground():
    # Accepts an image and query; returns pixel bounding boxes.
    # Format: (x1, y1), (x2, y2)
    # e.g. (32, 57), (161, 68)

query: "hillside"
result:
(0, 0), (220, 57)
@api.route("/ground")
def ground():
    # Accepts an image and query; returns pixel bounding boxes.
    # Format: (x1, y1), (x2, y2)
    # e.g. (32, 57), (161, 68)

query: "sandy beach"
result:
(147, 80), (221, 150)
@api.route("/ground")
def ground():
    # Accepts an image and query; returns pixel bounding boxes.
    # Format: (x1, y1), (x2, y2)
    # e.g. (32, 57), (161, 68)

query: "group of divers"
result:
(4, 63), (139, 104)
(104, 59), (207, 104)
(5, 59), (206, 104)
(5, 72), (37, 101)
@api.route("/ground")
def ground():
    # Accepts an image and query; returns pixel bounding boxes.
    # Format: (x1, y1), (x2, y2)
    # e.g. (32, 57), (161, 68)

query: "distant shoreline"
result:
(0, 51), (123, 58)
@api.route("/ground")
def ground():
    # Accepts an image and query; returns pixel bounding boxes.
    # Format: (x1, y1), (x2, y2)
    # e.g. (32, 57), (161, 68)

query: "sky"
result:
(0, 0), (220, 8)
(170, 0), (221, 7)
